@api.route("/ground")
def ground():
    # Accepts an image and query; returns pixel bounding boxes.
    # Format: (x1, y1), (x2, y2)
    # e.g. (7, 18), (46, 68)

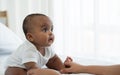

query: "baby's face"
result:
(29, 16), (54, 48)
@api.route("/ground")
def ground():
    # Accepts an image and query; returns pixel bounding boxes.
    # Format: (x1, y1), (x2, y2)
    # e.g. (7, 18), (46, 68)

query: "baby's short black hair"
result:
(22, 13), (47, 35)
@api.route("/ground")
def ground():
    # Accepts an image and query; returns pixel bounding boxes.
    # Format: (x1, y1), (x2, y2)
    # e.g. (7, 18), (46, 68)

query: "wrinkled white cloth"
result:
(5, 41), (55, 69)
(0, 22), (23, 51)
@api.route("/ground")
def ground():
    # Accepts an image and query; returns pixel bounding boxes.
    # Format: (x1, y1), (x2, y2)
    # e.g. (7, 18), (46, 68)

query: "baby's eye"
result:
(51, 27), (53, 32)
(42, 28), (48, 32)
(51, 25), (53, 32)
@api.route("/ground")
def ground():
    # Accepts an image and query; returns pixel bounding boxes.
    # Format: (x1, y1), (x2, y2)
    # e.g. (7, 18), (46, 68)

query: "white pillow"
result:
(0, 23), (23, 54)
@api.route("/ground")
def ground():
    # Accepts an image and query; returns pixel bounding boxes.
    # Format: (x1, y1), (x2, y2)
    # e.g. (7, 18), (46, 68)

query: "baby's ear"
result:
(26, 33), (34, 42)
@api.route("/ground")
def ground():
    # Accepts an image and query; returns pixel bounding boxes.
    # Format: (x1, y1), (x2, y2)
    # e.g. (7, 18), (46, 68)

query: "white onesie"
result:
(5, 40), (55, 69)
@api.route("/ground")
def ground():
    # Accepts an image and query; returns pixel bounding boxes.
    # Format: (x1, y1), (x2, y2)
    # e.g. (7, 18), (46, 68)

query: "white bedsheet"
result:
(0, 22), (23, 75)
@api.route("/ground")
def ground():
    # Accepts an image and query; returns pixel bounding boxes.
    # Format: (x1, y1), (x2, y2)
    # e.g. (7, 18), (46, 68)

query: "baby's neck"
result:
(38, 47), (45, 56)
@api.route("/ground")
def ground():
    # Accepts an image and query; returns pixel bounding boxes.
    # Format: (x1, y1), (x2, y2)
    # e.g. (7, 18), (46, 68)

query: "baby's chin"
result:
(44, 42), (53, 47)
(48, 40), (54, 45)
(47, 42), (53, 46)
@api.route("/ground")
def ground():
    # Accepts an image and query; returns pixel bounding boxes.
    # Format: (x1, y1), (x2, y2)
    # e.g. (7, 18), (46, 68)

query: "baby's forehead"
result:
(31, 16), (53, 27)
(34, 15), (49, 20)
(36, 16), (52, 23)
(33, 15), (51, 23)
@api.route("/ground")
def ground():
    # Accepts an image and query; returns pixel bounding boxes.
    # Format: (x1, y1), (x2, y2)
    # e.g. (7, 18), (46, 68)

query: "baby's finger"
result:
(67, 56), (73, 62)
(65, 56), (73, 62)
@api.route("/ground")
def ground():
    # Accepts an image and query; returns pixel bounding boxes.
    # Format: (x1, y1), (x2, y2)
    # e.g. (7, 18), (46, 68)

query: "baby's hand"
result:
(64, 56), (73, 68)
(64, 56), (73, 62)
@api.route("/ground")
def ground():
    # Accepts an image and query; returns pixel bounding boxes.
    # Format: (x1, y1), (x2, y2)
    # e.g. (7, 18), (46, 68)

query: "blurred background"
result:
(1, 0), (120, 68)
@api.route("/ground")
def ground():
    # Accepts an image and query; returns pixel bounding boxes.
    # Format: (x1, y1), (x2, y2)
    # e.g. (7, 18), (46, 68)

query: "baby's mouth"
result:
(48, 37), (53, 42)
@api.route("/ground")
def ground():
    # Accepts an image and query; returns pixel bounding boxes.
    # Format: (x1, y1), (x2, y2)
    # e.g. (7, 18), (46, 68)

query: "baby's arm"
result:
(27, 68), (61, 75)
(24, 62), (39, 70)
(46, 54), (65, 71)
(24, 62), (60, 75)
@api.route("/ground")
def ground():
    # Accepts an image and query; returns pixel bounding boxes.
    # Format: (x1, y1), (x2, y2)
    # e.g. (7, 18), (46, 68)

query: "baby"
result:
(5, 13), (69, 75)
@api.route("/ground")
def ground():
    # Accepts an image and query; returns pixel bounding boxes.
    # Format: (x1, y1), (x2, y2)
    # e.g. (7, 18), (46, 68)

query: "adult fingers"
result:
(60, 67), (73, 74)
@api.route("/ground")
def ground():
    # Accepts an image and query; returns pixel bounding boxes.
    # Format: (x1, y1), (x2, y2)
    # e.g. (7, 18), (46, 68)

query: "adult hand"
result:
(61, 61), (83, 74)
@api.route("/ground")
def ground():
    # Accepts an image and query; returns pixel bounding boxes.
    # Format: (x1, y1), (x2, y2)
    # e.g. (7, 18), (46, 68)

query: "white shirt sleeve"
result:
(21, 49), (38, 64)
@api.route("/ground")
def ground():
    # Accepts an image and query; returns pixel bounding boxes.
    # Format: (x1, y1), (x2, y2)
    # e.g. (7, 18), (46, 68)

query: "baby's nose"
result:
(48, 30), (53, 35)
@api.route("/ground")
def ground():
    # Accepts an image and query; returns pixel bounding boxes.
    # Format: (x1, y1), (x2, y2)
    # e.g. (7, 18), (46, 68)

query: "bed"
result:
(0, 23), (23, 75)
